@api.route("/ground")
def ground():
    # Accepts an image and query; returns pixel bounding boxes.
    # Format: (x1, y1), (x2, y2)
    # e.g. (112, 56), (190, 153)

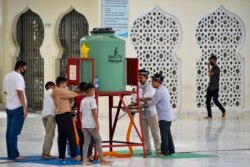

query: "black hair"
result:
(56, 76), (67, 86)
(14, 60), (27, 71)
(84, 83), (95, 93)
(45, 81), (55, 90)
(79, 82), (87, 92)
(209, 55), (217, 61)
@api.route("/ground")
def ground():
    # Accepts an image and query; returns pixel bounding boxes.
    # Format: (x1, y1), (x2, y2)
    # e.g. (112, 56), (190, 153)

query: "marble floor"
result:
(0, 110), (250, 167)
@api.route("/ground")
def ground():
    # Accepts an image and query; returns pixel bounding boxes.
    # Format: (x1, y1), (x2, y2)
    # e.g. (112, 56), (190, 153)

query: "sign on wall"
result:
(102, 0), (128, 38)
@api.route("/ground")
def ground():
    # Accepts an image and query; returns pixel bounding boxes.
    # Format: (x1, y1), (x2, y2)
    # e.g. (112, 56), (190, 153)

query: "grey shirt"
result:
(208, 65), (220, 91)
(148, 85), (174, 121)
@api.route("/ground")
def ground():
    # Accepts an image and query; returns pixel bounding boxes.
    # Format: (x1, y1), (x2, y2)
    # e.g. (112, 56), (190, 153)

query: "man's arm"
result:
(208, 62), (216, 77)
(17, 90), (28, 118)
(61, 89), (78, 99)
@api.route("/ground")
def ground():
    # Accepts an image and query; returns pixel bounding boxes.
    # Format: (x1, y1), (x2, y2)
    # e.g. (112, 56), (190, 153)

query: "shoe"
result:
(222, 112), (226, 118)
(41, 154), (55, 159)
(203, 116), (212, 119)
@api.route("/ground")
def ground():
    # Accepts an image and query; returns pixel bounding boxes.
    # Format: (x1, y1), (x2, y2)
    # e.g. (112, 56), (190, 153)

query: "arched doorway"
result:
(59, 9), (89, 77)
(16, 9), (44, 110)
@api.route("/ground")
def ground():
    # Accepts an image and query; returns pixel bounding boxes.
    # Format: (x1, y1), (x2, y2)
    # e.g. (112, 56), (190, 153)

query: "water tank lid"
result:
(91, 28), (115, 34)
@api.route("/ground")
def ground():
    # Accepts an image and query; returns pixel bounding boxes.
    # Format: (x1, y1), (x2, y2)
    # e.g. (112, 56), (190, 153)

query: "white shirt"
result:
(3, 71), (27, 110)
(41, 89), (56, 117)
(132, 81), (157, 119)
(140, 81), (157, 119)
(80, 97), (97, 128)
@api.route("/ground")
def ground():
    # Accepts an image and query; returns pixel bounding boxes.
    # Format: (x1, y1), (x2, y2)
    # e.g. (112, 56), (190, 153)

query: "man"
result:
(3, 60), (28, 160)
(141, 72), (175, 156)
(130, 69), (161, 155)
(204, 55), (226, 119)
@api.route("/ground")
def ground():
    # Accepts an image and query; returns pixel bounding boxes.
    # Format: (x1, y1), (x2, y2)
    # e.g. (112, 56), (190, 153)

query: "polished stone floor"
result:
(0, 110), (250, 167)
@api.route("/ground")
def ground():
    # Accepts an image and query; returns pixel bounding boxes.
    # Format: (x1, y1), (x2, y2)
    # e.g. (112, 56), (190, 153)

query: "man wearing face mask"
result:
(204, 55), (226, 119)
(3, 60), (28, 160)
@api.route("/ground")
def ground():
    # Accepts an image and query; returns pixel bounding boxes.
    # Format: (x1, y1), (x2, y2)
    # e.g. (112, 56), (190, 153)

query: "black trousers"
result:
(55, 112), (77, 159)
(159, 120), (175, 155)
(206, 88), (225, 117)
(76, 128), (94, 158)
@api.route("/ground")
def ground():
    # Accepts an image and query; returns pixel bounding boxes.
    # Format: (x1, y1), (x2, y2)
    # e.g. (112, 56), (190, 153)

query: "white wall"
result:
(127, 0), (250, 111)
(1, 0), (250, 112)
(0, 0), (4, 102)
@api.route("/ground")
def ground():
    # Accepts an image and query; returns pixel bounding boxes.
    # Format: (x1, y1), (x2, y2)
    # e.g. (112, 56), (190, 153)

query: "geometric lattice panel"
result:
(196, 6), (245, 108)
(130, 6), (182, 109)
(16, 9), (44, 110)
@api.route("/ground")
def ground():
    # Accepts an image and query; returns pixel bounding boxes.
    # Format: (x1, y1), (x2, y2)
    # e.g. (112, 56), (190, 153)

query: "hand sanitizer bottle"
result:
(94, 76), (99, 89)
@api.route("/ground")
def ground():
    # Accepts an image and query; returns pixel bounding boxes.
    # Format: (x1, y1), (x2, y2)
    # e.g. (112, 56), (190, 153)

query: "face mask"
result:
(210, 62), (214, 66)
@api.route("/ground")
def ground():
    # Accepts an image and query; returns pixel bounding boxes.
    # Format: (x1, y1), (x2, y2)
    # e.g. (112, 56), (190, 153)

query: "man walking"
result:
(204, 55), (226, 119)
(3, 60), (28, 160)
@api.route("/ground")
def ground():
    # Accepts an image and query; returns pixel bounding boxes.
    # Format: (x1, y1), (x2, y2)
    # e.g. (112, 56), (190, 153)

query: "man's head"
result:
(151, 72), (164, 88)
(14, 60), (27, 75)
(138, 69), (149, 85)
(208, 55), (217, 66)
(79, 82), (87, 93)
(56, 76), (67, 88)
(45, 81), (55, 90)
(84, 83), (95, 96)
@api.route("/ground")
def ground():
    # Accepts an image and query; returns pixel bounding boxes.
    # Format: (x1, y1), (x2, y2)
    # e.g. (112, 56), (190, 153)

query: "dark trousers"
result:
(159, 120), (175, 155)
(6, 107), (25, 159)
(76, 128), (94, 158)
(55, 112), (77, 159)
(206, 88), (226, 117)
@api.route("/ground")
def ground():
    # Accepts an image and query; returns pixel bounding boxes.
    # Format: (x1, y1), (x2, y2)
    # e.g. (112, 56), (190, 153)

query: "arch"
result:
(15, 9), (45, 110)
(56, 8), (89, 77)
(130, 6), (182, 110)
(195, 6), (245, 108)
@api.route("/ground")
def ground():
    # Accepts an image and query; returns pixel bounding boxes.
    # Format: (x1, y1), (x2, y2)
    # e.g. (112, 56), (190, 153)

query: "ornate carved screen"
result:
(195, 6), (245, 108)
(130, 6), (182, 109)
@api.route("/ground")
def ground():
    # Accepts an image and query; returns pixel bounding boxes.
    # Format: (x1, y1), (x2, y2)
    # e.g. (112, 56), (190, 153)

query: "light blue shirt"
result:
(148, 84), (174, 121)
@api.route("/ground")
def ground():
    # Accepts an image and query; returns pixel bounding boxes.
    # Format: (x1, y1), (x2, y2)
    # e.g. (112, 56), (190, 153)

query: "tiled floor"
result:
(0, 110), (250, 167)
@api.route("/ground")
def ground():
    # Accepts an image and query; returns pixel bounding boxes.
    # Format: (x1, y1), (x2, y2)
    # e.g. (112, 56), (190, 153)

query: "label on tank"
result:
(108, 47), (122, 64)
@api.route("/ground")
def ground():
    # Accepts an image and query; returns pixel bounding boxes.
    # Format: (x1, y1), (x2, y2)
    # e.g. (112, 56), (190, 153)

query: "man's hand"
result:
(23, 107), (28, 118)
(95, 123), (99, 133)
(140, 97), (150, 102)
